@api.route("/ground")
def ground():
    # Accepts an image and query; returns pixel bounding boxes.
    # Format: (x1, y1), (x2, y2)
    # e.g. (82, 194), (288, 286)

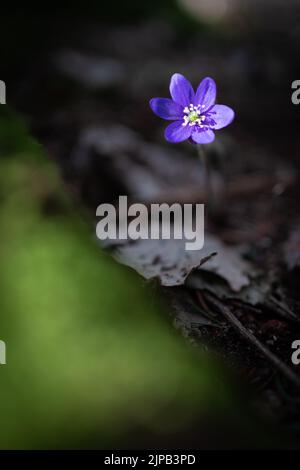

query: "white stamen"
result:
(182, 102), (208, 128)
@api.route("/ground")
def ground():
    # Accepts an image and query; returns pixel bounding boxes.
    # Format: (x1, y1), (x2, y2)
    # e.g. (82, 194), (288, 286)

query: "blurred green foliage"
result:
(0, 109), (235, 449)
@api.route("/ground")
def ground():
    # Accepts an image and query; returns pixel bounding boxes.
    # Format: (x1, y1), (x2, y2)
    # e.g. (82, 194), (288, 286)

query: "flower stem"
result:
(197, 145), (213, 206)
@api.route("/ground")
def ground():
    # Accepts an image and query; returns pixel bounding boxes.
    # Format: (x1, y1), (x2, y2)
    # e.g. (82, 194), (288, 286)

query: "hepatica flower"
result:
(150, 74), (235, 144)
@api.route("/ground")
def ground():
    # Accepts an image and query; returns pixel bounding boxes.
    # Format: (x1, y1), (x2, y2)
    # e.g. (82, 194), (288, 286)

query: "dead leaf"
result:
(109, 233), (252, 291)
(197, 235), (253, 292)
(112, 237), (213, 286)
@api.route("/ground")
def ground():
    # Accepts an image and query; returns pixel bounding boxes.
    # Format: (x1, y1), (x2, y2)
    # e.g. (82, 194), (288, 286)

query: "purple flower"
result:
(150, 74), (235, 144)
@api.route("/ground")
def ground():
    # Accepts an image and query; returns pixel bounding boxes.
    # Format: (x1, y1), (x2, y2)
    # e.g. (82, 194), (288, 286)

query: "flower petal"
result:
(208, 105), (235, 129)
(191, 128), (215, 144)
(149, 98), (183, 121)
(195, 77), (216, 110)
(169, 73), (195, 107)
(164, 121), (192, 143)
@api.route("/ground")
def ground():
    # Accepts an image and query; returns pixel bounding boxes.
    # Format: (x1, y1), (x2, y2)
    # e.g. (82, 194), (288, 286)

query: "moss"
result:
(0, 110), (237, 448)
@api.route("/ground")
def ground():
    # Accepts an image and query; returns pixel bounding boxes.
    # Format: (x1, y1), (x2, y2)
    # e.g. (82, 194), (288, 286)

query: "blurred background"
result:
(0, 0), (300, 449)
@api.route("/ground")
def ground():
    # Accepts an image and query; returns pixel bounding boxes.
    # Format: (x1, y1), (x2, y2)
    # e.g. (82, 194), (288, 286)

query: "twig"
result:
(268, 296), (299, 323)
(204, 291), (300, 389)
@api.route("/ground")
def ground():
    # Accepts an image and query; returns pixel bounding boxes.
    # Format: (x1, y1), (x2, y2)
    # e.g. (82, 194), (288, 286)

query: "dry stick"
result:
(269, 296), (299, 323)
(204, 291), (300, 389)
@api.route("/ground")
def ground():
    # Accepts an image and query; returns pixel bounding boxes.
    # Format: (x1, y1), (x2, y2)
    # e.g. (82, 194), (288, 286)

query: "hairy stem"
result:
(197, 145), (214, 208)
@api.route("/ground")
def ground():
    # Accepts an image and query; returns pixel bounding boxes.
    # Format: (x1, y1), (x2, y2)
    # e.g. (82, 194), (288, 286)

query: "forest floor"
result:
(10, 18), (300, 443)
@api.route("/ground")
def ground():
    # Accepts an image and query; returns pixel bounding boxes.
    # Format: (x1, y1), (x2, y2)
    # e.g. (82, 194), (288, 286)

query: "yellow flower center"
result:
(188, 111), (199, 122)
